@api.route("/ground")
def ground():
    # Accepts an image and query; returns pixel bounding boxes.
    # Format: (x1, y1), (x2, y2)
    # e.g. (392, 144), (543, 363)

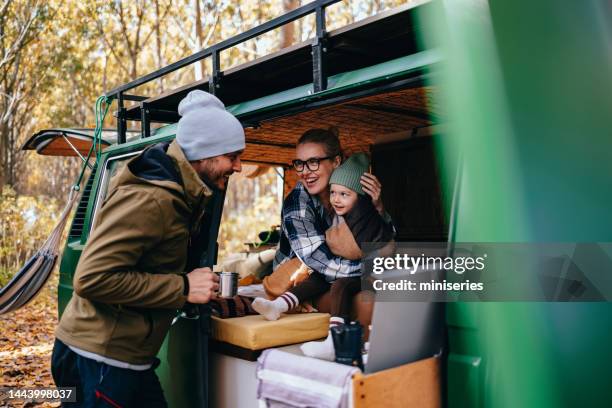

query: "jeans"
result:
(51, 339), (167, 407)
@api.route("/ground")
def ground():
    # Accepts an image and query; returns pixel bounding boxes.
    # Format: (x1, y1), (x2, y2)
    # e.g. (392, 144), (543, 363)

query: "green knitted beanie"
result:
(329, 152), (370, 195)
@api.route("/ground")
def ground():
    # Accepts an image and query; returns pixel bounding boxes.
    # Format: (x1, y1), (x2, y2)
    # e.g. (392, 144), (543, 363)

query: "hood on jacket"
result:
(113, 140), (213, 209)
(128, 141), (181, 183)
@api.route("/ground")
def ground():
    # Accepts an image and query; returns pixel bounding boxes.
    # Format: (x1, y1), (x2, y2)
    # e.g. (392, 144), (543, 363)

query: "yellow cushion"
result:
(211, 313), (330, 350)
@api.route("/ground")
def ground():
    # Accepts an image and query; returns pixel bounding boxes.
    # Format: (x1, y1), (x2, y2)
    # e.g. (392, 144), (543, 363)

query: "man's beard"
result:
(202, 174), (226, 191)
(199, 162), (231, 191)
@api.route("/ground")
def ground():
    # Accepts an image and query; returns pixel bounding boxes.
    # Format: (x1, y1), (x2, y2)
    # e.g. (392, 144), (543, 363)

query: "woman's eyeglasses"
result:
(292, 156), (334, 172)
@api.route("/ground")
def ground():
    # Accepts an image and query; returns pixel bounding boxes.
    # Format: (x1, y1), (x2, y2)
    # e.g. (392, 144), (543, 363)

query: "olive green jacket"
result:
(56, 140), (212, 364)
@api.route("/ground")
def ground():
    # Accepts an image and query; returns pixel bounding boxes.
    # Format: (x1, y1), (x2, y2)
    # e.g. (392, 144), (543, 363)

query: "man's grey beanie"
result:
(176, 90), (245, 161)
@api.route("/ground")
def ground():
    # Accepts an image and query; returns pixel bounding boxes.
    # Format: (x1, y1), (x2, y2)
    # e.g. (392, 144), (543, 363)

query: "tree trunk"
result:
(0, 121), (8, 187)
(6, 125), (16, 187)
(281, 0), (299, 48)
(193, 0), (205, 80)
(154, 0), (164, 92)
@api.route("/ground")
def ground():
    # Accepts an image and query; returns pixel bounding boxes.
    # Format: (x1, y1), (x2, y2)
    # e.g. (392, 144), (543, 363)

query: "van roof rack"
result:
(106, 0), (430, 144)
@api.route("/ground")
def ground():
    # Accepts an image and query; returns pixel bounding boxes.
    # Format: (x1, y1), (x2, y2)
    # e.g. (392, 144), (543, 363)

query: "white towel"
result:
(256, 349), (359, 408)
(238, 284), (266, 298)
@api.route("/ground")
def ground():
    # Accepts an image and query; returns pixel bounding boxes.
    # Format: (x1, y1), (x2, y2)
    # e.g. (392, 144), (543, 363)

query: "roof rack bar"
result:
(105, 0), (341, 98)
(123, 94), (148, 102)
(117, 92), (127, 144)
(141, 102), (151, 139)
(145, 108), (181, 123)
(312, 5), (328, 92)
(209, 50), (221, 95)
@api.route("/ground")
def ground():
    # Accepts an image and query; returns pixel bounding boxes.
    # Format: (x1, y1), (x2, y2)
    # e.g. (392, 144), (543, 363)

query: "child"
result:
(252, 153), (394, 360)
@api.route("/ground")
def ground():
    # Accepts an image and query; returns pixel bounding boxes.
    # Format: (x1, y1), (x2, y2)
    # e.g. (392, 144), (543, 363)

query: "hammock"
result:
(0, 96), (112, 314)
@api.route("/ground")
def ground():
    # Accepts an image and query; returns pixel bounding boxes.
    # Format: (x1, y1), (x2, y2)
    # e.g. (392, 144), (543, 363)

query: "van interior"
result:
(204, 85), (449, 407)
(219, 84), (450, 249)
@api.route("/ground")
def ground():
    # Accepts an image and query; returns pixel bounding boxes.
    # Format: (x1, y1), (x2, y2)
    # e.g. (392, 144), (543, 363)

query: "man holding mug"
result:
(52, 90), (245, 407)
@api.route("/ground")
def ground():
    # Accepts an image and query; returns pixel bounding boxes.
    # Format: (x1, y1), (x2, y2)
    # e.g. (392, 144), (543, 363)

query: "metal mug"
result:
(216, 272), (238, 298)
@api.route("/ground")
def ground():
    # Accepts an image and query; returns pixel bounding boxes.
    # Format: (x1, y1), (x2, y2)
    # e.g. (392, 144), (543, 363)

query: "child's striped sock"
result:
(252, 292), (299, 321)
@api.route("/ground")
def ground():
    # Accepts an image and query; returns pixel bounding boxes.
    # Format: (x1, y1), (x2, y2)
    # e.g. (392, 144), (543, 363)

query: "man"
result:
(51, 90), (245, 407)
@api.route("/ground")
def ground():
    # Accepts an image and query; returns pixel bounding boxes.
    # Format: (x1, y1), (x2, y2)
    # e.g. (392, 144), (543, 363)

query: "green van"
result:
(23, 1), (612, 407)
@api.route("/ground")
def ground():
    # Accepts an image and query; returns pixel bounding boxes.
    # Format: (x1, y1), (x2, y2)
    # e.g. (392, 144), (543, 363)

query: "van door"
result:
(21, 128), (139, 158)
(21, 128), (111, 157)
(155, 190), (225, 408)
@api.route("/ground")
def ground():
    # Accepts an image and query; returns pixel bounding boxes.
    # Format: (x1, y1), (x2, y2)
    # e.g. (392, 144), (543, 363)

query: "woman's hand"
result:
(360, 173), (384, 214)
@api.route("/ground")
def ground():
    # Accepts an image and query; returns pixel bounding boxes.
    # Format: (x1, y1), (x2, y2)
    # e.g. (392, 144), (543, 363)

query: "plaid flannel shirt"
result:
(273, 182), (362, 280)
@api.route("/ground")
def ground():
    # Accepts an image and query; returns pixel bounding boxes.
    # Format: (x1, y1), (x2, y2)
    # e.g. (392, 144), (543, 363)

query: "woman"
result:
(274, 127), (385, 272)
(270, 127), (389, 359)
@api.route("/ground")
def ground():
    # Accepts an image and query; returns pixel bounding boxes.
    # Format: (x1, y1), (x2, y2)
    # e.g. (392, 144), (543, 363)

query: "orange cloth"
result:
(262, 257), (310, 299)
(262, 222), (362, 300)
(325, 219), (363, 260)
(239, 274), (262, 286)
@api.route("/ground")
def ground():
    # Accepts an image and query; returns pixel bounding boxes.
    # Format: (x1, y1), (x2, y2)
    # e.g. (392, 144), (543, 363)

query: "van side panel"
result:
(418, 1), (612, 407)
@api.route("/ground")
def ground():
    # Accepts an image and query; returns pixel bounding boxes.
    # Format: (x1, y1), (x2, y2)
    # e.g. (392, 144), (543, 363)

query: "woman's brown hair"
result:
(297, 126), (343, 159)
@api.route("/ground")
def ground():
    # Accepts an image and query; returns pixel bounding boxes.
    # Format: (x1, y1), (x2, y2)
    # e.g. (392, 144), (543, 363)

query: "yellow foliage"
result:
(0, 186), (59, 286)
(217, 165), (282, 260)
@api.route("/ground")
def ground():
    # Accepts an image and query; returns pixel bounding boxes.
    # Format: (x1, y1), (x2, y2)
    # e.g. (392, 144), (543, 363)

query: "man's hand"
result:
(186, 267), (219, 303)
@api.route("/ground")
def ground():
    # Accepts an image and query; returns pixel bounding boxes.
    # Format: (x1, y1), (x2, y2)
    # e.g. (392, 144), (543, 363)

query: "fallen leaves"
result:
(0, 274), (59, 408)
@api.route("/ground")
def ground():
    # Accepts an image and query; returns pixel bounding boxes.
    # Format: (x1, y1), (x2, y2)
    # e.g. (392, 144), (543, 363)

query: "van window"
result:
(89, 151), (140, 233)
(217, 164), (284, 262)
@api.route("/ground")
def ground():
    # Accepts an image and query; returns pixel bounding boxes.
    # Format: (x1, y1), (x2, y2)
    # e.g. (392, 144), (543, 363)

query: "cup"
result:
(216, 272), (238, 298)
(331, 321), (364, 370)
